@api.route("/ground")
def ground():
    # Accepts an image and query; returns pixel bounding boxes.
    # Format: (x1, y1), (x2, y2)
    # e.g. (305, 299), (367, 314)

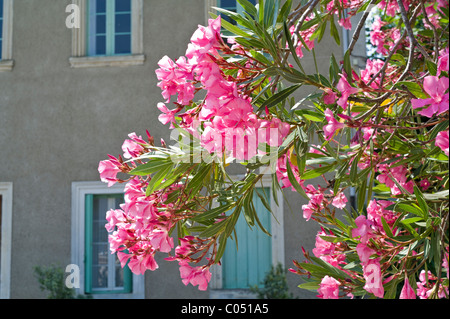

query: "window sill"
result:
(69, 54), (145, 68)
(0, 60), (14, 72)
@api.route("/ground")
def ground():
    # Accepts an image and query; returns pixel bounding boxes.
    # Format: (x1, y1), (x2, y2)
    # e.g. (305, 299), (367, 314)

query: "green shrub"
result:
(33, 265), (90, 299)
(251, 263), (295, 299)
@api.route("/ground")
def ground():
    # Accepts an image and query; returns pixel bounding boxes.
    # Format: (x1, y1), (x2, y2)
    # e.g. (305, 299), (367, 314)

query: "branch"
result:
(346, 0), (377, 57)
(396, 0), (431, 61)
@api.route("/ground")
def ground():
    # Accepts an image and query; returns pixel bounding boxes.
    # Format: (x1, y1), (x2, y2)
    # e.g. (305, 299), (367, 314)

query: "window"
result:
(87, 0), (132, 56)
(0, 182), (12, 299)
(0, 0), (13, 71)
(71, 182), (144, 298)
(209, 176), (284, 298)
(69, 0), (144, 68)
(84, 194), (132, 294)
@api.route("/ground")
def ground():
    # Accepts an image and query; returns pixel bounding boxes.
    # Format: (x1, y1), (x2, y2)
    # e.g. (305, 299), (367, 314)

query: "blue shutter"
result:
(222, 187), (272, 289)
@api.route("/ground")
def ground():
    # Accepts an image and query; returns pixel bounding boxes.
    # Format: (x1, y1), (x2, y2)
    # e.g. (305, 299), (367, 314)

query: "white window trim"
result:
(209, 175), (284, 298)
(69, 0), (145, 68)
(71, 181), (145, 299)
(0, 182), (13, 299)
(0, 0), (14, 72)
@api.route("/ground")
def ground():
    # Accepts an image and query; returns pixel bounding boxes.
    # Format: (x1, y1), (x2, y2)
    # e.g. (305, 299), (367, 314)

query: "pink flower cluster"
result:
(313, 228), (346, 268)
(325, 0), (365, 30)
(369, 17), (403, 56)
(98, 132), (216, 290)
(155, 16), (291, 162)
(377, 0), (410, 17)
(376, 161), (415, 195)
(289, 15), (317, 58)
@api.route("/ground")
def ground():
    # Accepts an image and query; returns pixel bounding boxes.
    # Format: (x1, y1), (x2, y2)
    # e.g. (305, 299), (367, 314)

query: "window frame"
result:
(0, 182), (13, 299)
(69, 0), (144, 68)
(71, 181), (145, 299)
(209, 175), (284, 298)
(0, 0), (14, 72)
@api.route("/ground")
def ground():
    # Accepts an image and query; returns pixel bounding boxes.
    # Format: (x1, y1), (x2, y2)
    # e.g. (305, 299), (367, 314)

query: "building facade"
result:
(0, 0), (365, 299)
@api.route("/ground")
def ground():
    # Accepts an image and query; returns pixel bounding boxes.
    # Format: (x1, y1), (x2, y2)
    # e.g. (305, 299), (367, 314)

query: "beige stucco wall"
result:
(0, 0), (350, 299)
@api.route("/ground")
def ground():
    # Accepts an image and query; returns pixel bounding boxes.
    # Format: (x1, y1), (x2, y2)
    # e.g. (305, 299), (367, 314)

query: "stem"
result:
(346, 0), (377, 57)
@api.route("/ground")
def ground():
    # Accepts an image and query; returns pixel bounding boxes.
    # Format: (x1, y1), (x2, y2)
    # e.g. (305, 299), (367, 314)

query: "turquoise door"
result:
(222, 187), (272, 289)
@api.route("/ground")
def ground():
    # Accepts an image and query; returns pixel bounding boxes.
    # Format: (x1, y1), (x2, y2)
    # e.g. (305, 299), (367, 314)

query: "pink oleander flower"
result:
(411, 76), (449, 118)
(149, 228), (174, 253)
(186, 16), (222, 61)
(323, 108), (345, 140)
(363, 259), (384, 298)
(435, 130), (449, 156)
(366, 199), (398, 231)
(356, 243), (376, 265)
(302, 204), (314, 221)
(377, 0), (411, 17)
(437, 48), (449, 76)
(127, 252), (159, 274)
(105, 209), (126, 232)
(122, 132), (145, 159)
(289, 15), (316, 58)
(323, 88), (337, 104)
(313, 229), (346, 267)
(420, 178), (431, 191)
(155, 56), (196, 106)
(331, 191), (348, 209)
(360, 59), (395, 90)
(312, 230), (336, 258)
(352, 215), (373, 244)
(336, 74), (358, 109)
(157, 102), (179, 126)
(400, 276), (416, 299)
(415, 270), (449, 299)
(338, 17), (352, 30)
(317, 275), (340, 299)
(376, 163), (414, 195)
(179, 262), (212, 291)
(98, 158), (121, 187)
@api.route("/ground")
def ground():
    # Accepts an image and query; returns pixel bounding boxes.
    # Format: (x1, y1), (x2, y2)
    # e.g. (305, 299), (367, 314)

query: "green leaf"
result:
(309, 256), (351, 280)
(237, 0), (257, 17)
(192, 203), (235, 222)
(298, 280), (320, 291)
(215, 233), (229, 263)
(301, 164), (336, 180)
(343, 49), (352, 80)
(294, 109), (325, 122)
(395, 81), (428, 99)
(187, 164), (212, 200)
(129, 157), (171, 176)
(329, 54), (340, 83)
(257, 83), (302, 111)
(286, 158), (309, 199)
(413, 185), (429, 218)
(387, 202), (424, 218)
(243, 188), (255, 226)
(357, 177), (367, 213)
(145, 162), (174, 196)
(200, 218), (228, 238)
(329, 14), (340, 46)
(381, 216), (395, 238)
(426, 60), (438, 76)
(283, 21), (304, 71)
